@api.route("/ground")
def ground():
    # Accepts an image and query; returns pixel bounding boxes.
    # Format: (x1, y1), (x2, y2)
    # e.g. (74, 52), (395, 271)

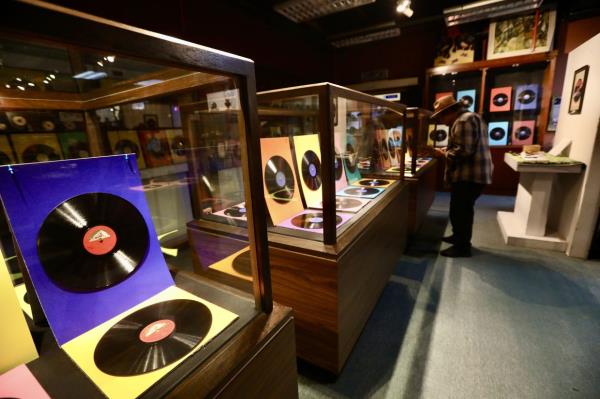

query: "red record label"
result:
(83, 225), (117, 255)
(139, 319), (176, 343)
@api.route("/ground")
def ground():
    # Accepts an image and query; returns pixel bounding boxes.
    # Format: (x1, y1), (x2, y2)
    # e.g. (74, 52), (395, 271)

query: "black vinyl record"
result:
(224, 205), (247, 218)
(22, 144), (60, 163)
(344, 143), (357, 173)
(301, 150), (322, 191)
(37, 193), (149, 292)
(429, 130), (447, 142)
(264, 155), (295, 204)
(291, 212), (342, 229)
(358, 179), (389, 187)
(460, 95), (474, 107)
(344, 187), (379, 196)
(380, 140), (389, 160)
(336, 197), (363, 210)
(171, 135), (188, 157)
(115, 139), (140, 157)
(334, 150), (343, 181)
(0, 151), (11, 165)
(232, 250), (251, 276)
(490, 127), (506, 141)
(493, 93), (508, 107)
(94, 299), (212, 376)
(518, 89), (535, 104)
(516, 126), (532, 140)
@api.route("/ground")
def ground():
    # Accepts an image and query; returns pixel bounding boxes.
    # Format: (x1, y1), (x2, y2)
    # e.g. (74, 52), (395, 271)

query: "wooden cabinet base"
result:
(191, 182), (410, 374)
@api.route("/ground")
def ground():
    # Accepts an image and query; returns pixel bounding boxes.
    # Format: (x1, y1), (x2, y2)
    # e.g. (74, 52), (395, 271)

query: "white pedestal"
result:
(497, 154), (583, 251)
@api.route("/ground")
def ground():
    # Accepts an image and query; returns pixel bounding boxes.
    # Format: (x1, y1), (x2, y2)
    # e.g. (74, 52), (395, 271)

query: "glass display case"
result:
(0, 2), (297, 398)
(401, 107), (435, 177)
(256, 83), (407, 244)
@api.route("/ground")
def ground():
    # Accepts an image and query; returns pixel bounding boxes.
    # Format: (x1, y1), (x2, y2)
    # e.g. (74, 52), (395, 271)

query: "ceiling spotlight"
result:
(396, 0), (414, 17)
(27, 82), (35, 87)
(4, 84), (10, 89)
(49, 74), (56, 79)
(97, 61), (104, 67)
(17, 85), (25, 91)
(43, 80), (49, 84)
(104, 55), (116, 63)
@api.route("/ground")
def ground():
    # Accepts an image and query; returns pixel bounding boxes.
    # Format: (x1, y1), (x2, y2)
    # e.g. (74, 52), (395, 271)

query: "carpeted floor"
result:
(297, 192), (600, 399)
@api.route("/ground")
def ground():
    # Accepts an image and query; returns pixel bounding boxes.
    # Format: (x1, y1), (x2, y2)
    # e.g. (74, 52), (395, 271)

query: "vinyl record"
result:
(37, 193), (149, 292)
(388, 138), (397, 159)
(517, 89), (535, 104)
(334, 150), (343, 180)
(171, 135), (188, 157)
(493, 93), (508, 107)
(515, 126), (532, 140)
(115, 139), (140, 156)
(336, 197), (363, 210)
(231, 250), (251, 276)
(224, 205), (247, 218)
(41, 120), (56, 132)
(490, 127), (506, 141)
(344, 143), (357, 173)
(344, 187), (379, 196)
(460, 95), (474, 107)
(22, 144), (60, 163)
(301, 150), (321, 191)
(11, 115), (27, 127)
(380, 140), (389, 160)
(291, 212), (342, 229)
(264, 155), (295, 204)
(94, 299), (212, 376)
(0, 151), (11, 165)
(358, 179), (389, 187)
(429, 129), (447, 142)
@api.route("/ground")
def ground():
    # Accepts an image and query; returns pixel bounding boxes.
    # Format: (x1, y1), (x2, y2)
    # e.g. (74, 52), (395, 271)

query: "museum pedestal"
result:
(497, 153), (584, 251)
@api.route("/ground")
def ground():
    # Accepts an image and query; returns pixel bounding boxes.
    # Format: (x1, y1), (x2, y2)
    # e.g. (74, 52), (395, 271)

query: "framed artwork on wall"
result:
(568, 65), (589, 115)
(487, 10), (556, 60)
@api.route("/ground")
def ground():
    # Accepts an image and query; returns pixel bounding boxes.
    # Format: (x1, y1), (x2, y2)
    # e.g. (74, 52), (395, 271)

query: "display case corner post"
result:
(319, 85), (336, 245)
(239, 74), (273, 313)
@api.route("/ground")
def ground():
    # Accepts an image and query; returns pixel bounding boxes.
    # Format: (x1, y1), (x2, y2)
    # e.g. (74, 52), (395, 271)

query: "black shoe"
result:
(442, 235), (456, 244)
(440, 245), (472, 258)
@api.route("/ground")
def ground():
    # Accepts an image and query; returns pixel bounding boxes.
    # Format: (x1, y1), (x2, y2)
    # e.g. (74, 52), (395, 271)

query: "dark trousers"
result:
(449, 181), (485, 248)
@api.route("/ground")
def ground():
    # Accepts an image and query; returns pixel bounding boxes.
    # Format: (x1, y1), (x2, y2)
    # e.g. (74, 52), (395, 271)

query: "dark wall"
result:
(45, 0), (332, 91)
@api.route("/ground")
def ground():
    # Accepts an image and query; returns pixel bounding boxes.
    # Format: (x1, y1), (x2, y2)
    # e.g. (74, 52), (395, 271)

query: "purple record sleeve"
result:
(0, 155), (174, 344)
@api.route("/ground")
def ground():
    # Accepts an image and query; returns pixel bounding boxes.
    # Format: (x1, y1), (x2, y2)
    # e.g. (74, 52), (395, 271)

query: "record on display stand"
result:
(37, 193), (149, 292)
(94, 299), (212, 376)
(224, 205), (247, 218)
(264, 155), (295, 204)
(337, 185), (383, 199)
(355, 178), (392, 188)
(427, 124), (449, 147)
(511, 120), (535, 145)
(514, 84), (539, 111)
(489, 87), (512, 112)
(488, 121), (509, 146)
(291, 212), (342, 230)
(301, 150), (322, 191)
(456, 89), (476, 112)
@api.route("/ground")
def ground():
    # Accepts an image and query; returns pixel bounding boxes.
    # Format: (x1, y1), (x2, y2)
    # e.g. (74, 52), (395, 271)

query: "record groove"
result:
(301, 150), (321, 191)
(37, 193), (149, 292)
(94, 299), (212, 376)
(264, 156), (295, 204)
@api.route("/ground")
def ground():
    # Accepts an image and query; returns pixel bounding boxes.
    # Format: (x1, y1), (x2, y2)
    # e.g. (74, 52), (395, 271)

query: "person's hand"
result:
(434, 147), (447, 157)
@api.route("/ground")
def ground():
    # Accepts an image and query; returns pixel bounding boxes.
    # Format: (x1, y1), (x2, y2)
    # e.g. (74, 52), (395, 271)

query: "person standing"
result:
(431, 95), (493, 257)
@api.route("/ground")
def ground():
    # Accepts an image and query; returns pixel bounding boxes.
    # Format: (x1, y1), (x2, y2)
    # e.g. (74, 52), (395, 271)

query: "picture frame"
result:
(487, 10), (556, 60)
(143, 113), (159, 129)
(568, 65), (589, 115)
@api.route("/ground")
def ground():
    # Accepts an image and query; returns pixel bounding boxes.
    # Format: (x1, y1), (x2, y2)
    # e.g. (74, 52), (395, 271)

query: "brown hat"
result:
(431, 94), (462, 119)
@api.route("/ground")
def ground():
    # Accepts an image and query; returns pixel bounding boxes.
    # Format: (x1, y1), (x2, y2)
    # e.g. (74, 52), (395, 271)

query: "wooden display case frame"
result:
(191, 83), (411, 374)
(1, 1), (297, 397)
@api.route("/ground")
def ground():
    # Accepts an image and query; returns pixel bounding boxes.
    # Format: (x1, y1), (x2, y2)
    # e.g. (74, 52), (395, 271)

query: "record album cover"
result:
(427, 124), (449, 147)
(58, 131), (91, 159)
(208, 246), (252, 282)
(343, 134), (361, 184)
(260, 137), (304, 225)
(488, 121), (509, 146)
(512, 120), (535, 145)
(514, 84), (539, 111)
(293, 134), (322, 209)
(213, 201), (248, 221)
(62, 285), (237, 399)
(456, 89), (476, 112)
(0, 365), (50, 399)
(166, 129), (188, 163)
(489, 86), (512, 112)
(139, 130), (173, 168)
(376, 129), (392, 170)
(11, 133), (62, 164)
(334, 145), (348, 192)
(387, 128), (402, 167)
(0, 155), (174, 344)
(107, 130), (146, 170)
(0, 135), (15, 165)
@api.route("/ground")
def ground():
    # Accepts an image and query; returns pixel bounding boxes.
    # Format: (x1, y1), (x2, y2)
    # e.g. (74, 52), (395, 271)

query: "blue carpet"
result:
(298, 193), (600, 399)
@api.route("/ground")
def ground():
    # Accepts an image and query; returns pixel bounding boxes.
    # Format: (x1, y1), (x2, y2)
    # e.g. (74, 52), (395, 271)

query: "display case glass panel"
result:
(257, 84), (406, 243)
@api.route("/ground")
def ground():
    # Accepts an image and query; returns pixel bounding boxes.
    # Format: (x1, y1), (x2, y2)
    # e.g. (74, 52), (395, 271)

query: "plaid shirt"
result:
(445, 110), (493, 185)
